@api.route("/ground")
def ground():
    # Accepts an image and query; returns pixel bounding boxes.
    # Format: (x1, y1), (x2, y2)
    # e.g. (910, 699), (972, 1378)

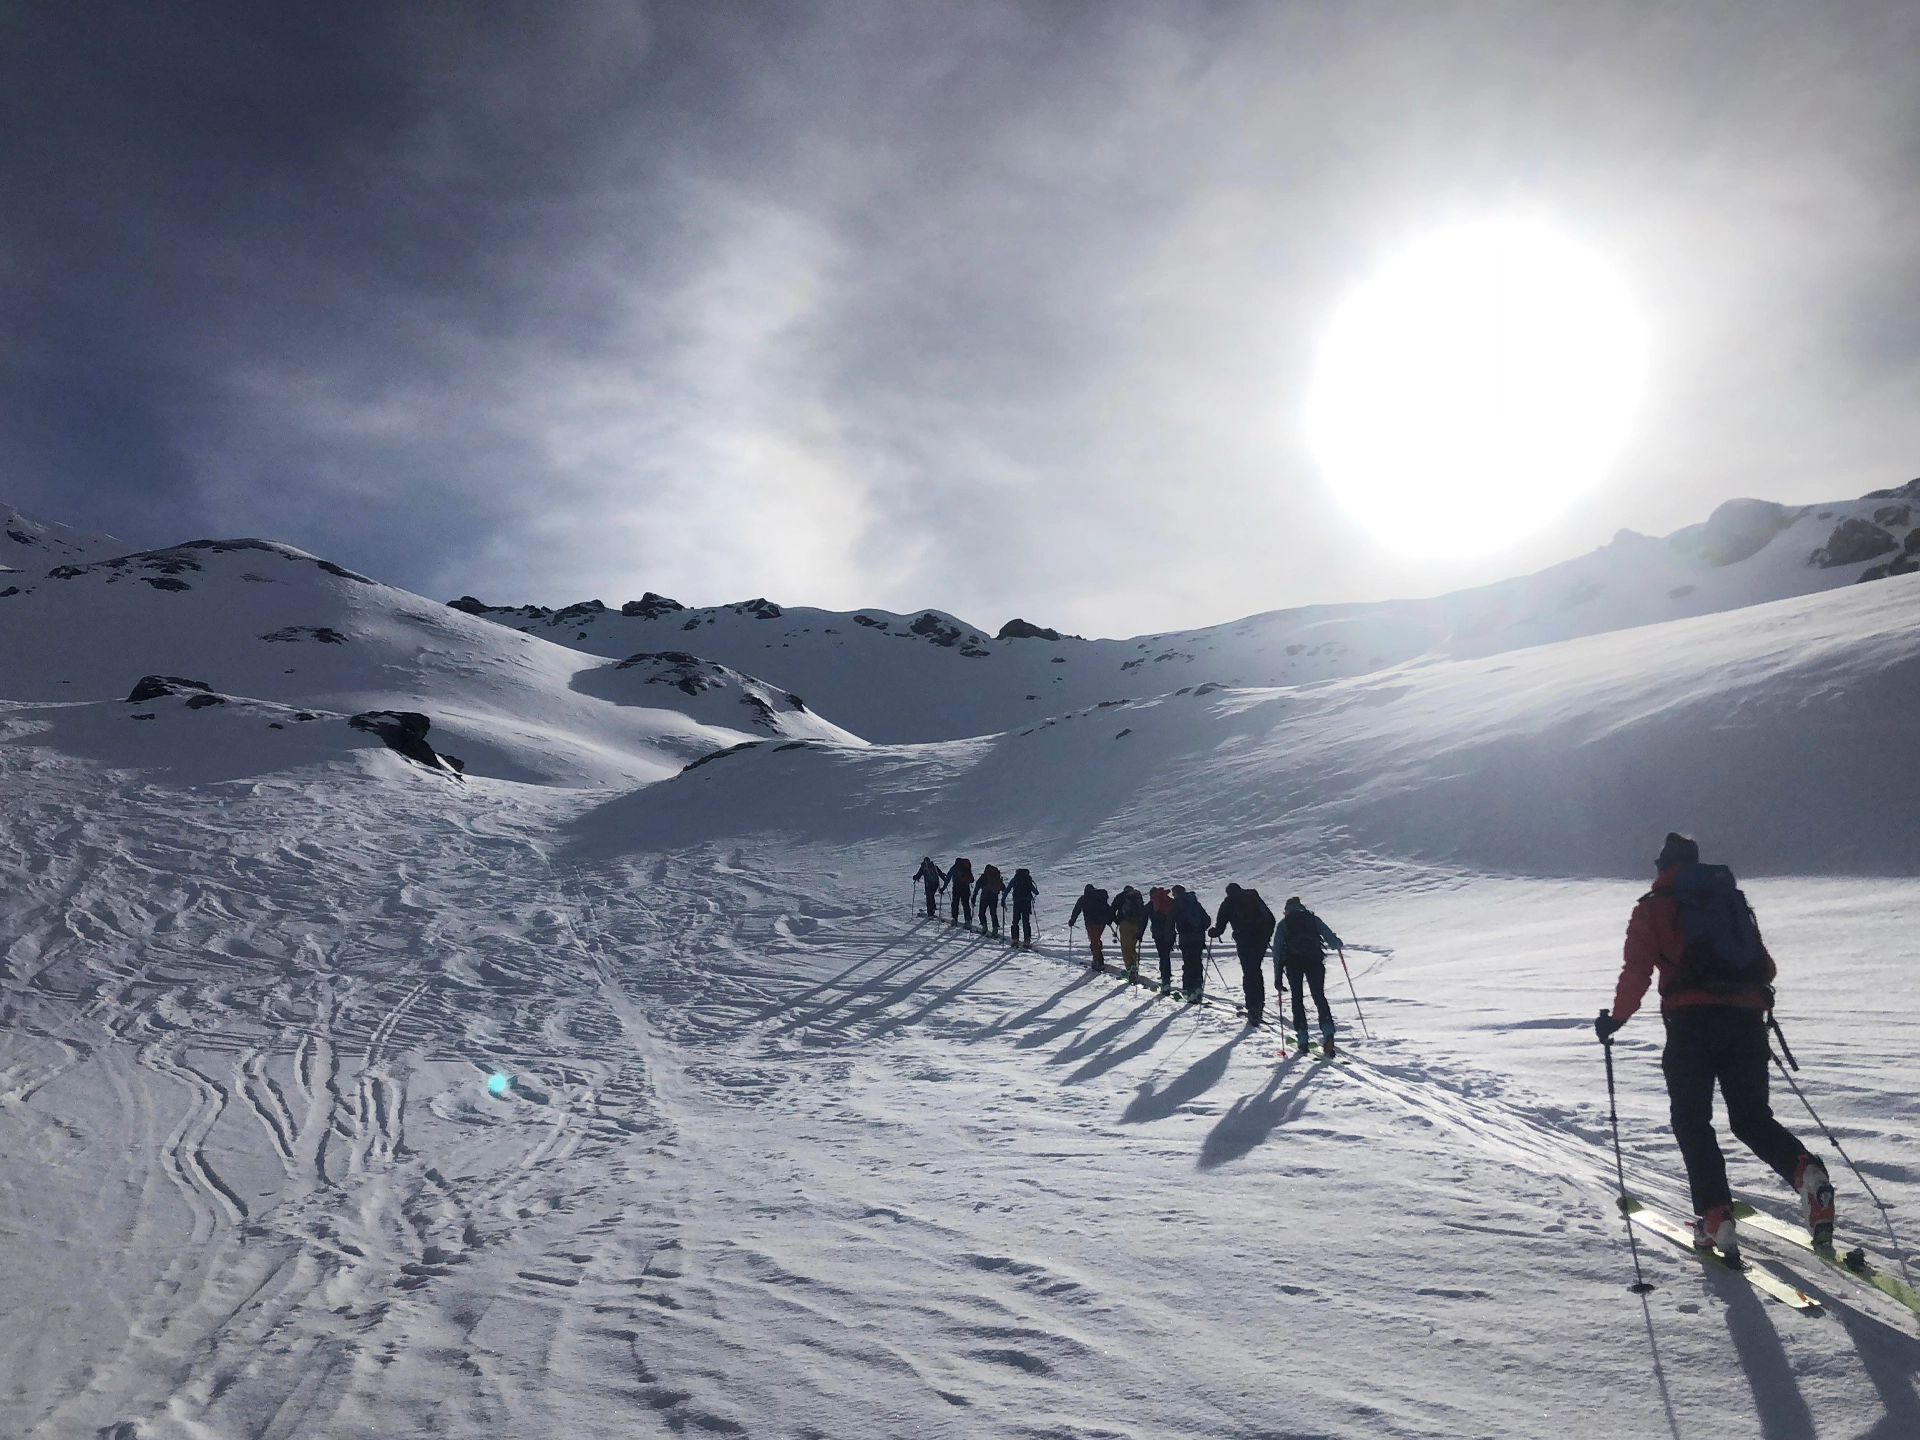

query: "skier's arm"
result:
(1611, 902), (1661, 1024)
(1318, 917), (1343, 950)
(1209, 896), (1230, 937)
(1068, 898), (1085, 926)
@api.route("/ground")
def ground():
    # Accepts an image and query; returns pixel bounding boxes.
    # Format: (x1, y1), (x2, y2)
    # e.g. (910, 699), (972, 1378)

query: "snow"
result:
(3, 501), (1919, 1438)
(451, 480), (1920, 744)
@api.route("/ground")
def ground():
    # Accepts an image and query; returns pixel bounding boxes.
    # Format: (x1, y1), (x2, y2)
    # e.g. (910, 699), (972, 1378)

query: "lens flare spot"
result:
(487, 1072), (512, 1095)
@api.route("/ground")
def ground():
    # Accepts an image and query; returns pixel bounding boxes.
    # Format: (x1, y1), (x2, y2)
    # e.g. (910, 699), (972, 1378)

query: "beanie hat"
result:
(1657, 832), (1700, 870)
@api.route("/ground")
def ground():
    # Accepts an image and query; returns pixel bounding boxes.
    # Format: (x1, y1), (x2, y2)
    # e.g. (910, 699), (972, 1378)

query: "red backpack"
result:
(1150, 886), (1172, 915)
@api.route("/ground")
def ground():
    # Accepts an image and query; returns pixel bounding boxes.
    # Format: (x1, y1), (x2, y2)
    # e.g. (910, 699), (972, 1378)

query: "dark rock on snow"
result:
(1813, 518), (1899, 569)
(622, 592), (685, 618)
(127, 675), (213, 703)
(998, 618), (1062, 641)
(349, 710), (462, 775)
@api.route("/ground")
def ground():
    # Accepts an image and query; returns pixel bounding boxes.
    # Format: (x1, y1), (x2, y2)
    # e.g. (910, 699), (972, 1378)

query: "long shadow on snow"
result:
(1196, 1055), (1324, 1169)
(1010, 983), (1135, 1053)
(1052, 1003), (1182, 1085)
(1794, 1273), (1920, 1437)
(785, 938), (999, 1041)
(970, 972), (1100, 1045)
(1716, 1266), (1816, 1440)
(764, 924), (959, 1033)
(867, 946), (1025, 1039)
(1120, 1034), (1248, 1125)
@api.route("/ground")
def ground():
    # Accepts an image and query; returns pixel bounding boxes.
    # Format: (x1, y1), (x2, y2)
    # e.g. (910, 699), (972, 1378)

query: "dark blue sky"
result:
(6, 1), (1919, 634)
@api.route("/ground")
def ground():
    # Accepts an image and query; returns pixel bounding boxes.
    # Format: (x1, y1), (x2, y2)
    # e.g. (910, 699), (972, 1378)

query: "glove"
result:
(1595, 1009), (1624, 1043)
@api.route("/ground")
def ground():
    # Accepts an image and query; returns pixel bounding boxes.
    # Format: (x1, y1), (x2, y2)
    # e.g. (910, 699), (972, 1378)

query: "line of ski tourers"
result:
(911, 856), (1363, 1055)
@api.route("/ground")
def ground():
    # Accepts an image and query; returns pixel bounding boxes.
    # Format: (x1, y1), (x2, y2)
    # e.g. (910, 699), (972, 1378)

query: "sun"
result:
(1304, 219), (1649, 557)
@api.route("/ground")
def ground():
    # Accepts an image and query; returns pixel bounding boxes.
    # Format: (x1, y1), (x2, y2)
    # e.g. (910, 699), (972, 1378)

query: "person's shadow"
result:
(1121, 1035), (1243, 1125)
(1716, 1262), (1816, 1439)
(1196, 1056), (1321, 1169)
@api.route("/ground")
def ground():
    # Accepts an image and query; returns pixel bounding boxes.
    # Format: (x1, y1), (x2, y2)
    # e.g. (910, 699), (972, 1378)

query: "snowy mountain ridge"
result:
(443, 477), (1920, 742)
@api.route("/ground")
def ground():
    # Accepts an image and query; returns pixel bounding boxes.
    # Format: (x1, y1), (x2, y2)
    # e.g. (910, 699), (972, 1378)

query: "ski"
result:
(1732, 1203), (1920, 1317)
(1618, 1196), (1821, 1311)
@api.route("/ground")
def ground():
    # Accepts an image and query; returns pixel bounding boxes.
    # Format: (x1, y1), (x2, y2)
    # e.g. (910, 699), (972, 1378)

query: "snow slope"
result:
(455, 479), (1920, 742)
(0, 536), (864, 787)
(1, 501), (122, 572)
(2, 504), (1919, 1438)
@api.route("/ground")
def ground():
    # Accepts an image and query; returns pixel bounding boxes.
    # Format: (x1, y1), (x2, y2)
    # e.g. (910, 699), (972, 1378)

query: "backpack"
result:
(1282, 909), (1325, 960)
(1112, 889), (1146, 923)
(1149, 886), (1171, 915)
(979, 864), (1002, 892)
(1010, 869), (1036, 899)
(1170, 892), (1208, 932)
(1086, 887), (1112, 926)
(1661, 863), (1768, 993)
(1242, 888), (1276, 935)
(952, 857), (974, 886)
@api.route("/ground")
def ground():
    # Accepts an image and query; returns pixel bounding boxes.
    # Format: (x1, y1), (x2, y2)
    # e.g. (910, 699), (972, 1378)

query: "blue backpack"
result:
(1663, 862), (1768, 993)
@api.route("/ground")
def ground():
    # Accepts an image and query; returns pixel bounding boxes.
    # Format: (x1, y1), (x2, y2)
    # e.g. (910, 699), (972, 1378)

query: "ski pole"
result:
(1600, 1017), (1657, 1295)
(1336, 947), (1373, 1040)
(1205, 937), (1231, 992)
(1766, 1012), (1910, 1280)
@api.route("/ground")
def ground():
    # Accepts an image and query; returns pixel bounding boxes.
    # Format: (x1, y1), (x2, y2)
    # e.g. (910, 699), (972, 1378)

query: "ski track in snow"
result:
(1, 746), (1917, 1440)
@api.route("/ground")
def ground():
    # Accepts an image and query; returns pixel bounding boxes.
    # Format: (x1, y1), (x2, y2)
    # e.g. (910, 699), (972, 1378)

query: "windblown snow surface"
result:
(3, 513), (1919, 1438)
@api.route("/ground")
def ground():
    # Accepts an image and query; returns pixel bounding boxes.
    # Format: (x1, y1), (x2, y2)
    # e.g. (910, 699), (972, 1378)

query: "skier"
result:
(1595, 832), (1835, 1254)
(1148, 886), (1178, 994)
(1209, 883), (1277, 1025)
(1007, 868), (1038, 948)
(1068, 884), (1113, 971)
(912, 857), (945, 918)
(974, 863), (1005, 937)
(1275, 897), (1342, 1056)
(1169, 885), (1210, 1000)
(1111, 885), (1148, 980)
(947, 856), (975, 927)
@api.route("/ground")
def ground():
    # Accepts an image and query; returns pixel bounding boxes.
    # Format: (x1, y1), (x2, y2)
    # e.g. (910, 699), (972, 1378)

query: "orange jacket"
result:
(1610, 867), (1776, 1023)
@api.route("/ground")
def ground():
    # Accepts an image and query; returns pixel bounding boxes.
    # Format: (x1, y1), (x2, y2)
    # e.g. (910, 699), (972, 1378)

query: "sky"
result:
(5, 0), (1920, 638)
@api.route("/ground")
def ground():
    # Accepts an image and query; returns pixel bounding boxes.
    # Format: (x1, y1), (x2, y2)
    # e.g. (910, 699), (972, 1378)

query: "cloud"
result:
(5, 1), (1920, 636)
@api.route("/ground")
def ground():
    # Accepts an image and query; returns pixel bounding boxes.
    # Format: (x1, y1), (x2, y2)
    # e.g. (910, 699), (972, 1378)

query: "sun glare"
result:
(1304, 219), (1649, 557)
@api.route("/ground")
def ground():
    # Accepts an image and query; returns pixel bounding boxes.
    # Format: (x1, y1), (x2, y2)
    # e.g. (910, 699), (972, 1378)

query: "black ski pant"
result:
(950, 885), (972, 926)
(922, 881), (940, 917)
(1662, 1005), (1808, 1216)
(1177, 932), (1205, 994)
(1234, 938), (1266, 1022)
(1283, 956), (1335, 1038)
(1151, 922), (1176, 988)
(1010, 902), (1032, 945)
(978, 893), (1000, 933)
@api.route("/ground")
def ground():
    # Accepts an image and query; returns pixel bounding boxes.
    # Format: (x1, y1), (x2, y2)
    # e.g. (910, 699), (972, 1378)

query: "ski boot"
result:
(1320, 1024), (1337, 1059)
(1693, 1204), (1739, 1257)
(1794, 1155), (1836, 1249)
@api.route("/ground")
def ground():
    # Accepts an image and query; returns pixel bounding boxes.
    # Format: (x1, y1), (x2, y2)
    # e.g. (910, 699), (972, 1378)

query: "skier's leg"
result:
(1662, 1009), (1732, 1215)
(1237, 943), (1264, 1023)
(1086, 922), (1106, 969)
(1307, 960), (1335, 1035)
(1180, 936), (1204, 994)
(1288, 961), (1309, 1038)
(1156, 934), (1173, 989)
(1717, 1008), (1810, 1185)
(1119, 921), (1141, 976)
(924, 882), (937, 917)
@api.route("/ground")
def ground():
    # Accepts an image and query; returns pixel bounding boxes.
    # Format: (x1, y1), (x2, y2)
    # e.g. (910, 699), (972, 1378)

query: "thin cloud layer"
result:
(4, 1), (1919, 636)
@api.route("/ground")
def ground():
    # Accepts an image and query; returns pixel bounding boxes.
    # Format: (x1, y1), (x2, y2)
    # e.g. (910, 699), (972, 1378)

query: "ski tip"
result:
(1617, 1195), (1646, 1216)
